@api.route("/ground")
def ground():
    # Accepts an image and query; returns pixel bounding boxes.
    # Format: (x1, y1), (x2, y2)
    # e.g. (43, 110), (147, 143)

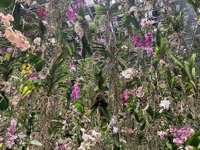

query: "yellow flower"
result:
(3, 54), (11, 61)
(21, 63), (32, 75)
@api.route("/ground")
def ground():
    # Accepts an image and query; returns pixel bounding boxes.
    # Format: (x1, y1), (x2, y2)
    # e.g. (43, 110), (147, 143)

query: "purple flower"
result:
(6, 119), (17, 149)
(6, 48), (13, 53)
(132, 32), (153, 47)
(169, 125), (192, 145)
(66, 9), (77, 20)
(71, 83), (80, 99)
(0, 49), (2, 54)
(71, 3), (77, 10)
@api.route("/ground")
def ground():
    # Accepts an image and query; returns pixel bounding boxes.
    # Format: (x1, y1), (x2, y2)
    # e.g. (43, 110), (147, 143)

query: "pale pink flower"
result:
(157, 131), (167, 139)
(0, 13), (14, 27)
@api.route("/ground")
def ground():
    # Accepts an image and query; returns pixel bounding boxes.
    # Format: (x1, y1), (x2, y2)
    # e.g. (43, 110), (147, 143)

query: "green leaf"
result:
(0, 94), (9, 111)
(30, 140), (42, 147)
(184, 61), (193, 81)
(78, 3), (85, 18)
(139, 119), (146, 130)
(171, 55), (184, 68)
(81, 34), (93, 59)
(13, 2), (22, 30)
(108, 2), (120, 15)
(0, 0), (14, 8)
(35, 60), (45, 72)
(192, 67), (196, 81)
(38, 20), (46, 38)
(75, 103), (85, 115)
(134, 111), (140, 122)
(94, 85), (99, 92)
(187, 131), (200, 148)
(185, 0), (199, 8)
(156, 29), (161, 47)
(100, 117), (108, 132)
(94, 4), (107, 15)
(122, 14), (140, 31)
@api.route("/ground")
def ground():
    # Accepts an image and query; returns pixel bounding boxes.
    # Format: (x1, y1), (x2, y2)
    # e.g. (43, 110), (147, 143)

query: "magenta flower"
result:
(27, 73), (39, 79)
(132, 32), (153, 47)
(66, 9), (77, 20)
(72, 3), (77, 10)
(120, 89), (135, 104)
(37, 7), (47, 19)
(71, 83), (80, 99)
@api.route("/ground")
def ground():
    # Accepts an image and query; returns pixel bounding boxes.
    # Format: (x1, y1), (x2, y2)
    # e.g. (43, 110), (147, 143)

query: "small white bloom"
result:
(120, 68), (139, 79)
(109, 116), (117, 127)
(33, 37), (41, 45)
(159, 98), (171, 112)
(113, 127), (119, 133)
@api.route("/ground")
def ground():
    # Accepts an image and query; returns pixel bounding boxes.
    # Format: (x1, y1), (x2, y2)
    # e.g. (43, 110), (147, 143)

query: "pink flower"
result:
(6, 119), (17, 149)
(71, 83), (80, 99)
(140, 18), (155, 27)
(6, 48), (13, 53)
(120, 89), (135, 104)
(132, 32), (153, 47)
(0, 136), (4, 142)
(96, 38), (106, 44)
(66, 9), (77, 20)
(169, 125), (192, 145)
(173, 138), (183, 145)
(144, 47), (154, 55)
(37, 8), (47, 19)
(157, 131), (167, 139)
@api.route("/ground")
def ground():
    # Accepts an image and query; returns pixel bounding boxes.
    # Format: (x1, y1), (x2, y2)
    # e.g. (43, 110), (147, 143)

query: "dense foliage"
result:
(0, 0), (200, 149)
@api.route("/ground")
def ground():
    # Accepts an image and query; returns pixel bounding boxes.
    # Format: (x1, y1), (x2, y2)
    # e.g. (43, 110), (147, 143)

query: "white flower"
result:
(120, 68), (139, 79)
(109, 116), (117, 127)
(113, 127), (119, 133)
(33, 37), (41, 45)
(159, 98), (171, 112)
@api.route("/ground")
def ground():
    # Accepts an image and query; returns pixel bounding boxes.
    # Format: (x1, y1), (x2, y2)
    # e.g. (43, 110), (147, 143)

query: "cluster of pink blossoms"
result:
(66, 0), (86, 20)
(0, 13), (14, 26)
(170, 125), (192, 145)
(157, 125), (192, 145)
(0, 12), (30, 51)
(132, 32), (154, 55)
(6, 119), (18, 149)
(120, 89), (135, 104)
(140, 18), (155, 28)
(4, 28), (31, 51)
(71, 83), (80, 99)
